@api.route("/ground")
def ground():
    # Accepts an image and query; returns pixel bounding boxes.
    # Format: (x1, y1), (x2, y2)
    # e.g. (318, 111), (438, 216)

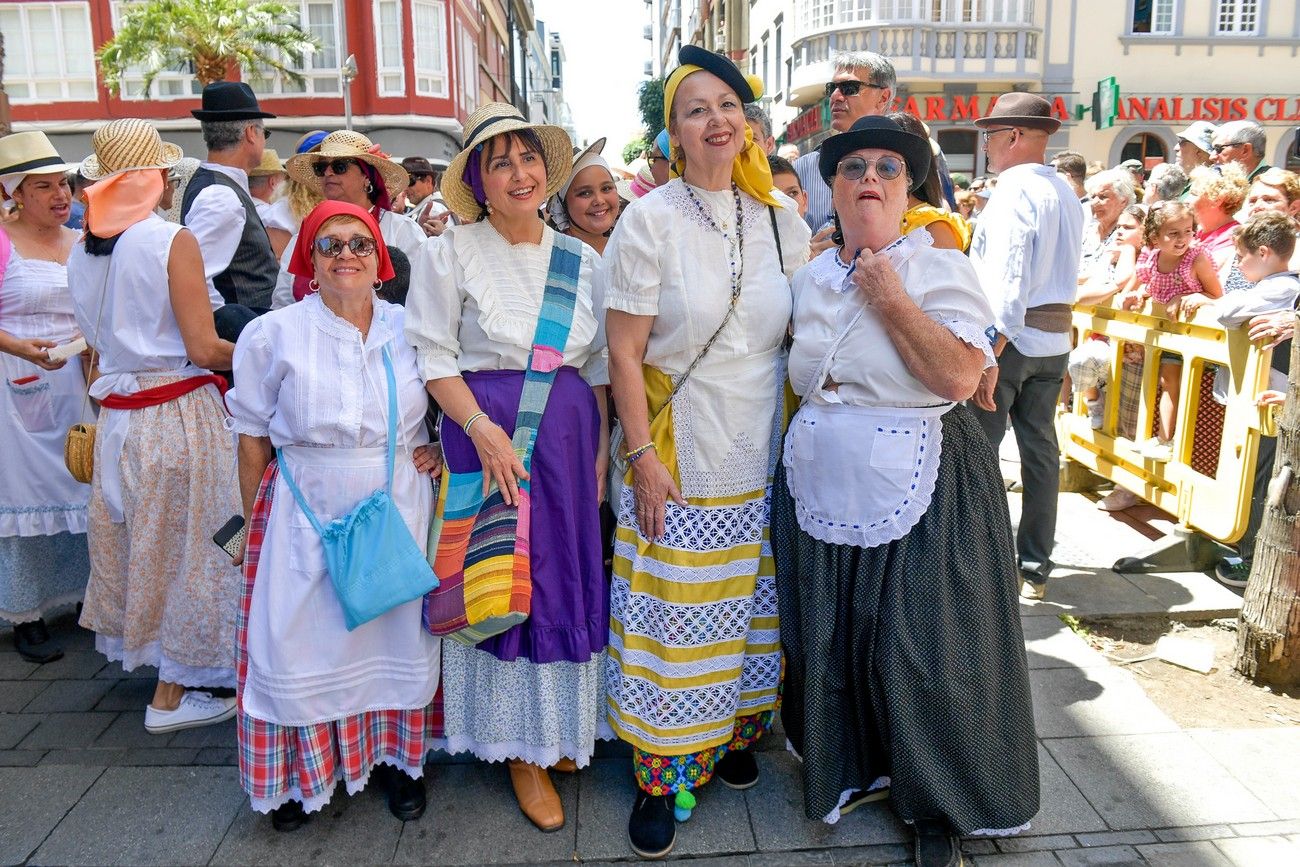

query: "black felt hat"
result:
(191, 81), (276, 121)
(818, 116), (932, 192)
(678, 45), (760, 104)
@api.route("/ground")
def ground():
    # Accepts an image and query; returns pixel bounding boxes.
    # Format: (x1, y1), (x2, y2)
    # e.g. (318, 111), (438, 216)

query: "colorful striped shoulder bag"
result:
(422, 233), (583, 645)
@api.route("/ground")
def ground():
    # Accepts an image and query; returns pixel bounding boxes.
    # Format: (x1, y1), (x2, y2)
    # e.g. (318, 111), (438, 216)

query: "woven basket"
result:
(64, 423), (96, 484)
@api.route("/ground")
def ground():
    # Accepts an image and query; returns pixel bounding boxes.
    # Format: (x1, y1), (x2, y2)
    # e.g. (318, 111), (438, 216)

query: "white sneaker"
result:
(1097, 487), (1141, 511)
(1142, 438), (1174, 462)
(1086, 399), (1104, 430)
(144, 691), (237, 734)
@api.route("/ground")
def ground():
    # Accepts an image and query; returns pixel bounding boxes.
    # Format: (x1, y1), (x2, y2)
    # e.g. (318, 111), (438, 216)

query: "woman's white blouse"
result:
(405, 221), (609, 385)
(604, 181), (810, 373)
(788, 232), (997, 408)
(227, 295), (430, 452)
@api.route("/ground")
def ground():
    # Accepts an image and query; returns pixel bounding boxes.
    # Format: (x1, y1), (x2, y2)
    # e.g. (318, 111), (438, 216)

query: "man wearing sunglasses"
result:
(401, 156), (454, 237)
(181, 81), (279, 344)
(792, 51), (896, 238)
(968, 92), (1085, 603)
(1210, 121), (1271, 182)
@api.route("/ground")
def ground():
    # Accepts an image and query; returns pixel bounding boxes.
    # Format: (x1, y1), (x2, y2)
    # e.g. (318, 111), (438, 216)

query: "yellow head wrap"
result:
(663, 64), (780, 208)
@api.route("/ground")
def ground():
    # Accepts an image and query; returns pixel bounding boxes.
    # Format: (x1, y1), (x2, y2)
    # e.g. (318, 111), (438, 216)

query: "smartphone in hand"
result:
(212, 515), (246, 559)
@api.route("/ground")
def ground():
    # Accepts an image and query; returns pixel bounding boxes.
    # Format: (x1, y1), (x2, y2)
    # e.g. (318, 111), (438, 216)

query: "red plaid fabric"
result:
(236, 462), (437, 812)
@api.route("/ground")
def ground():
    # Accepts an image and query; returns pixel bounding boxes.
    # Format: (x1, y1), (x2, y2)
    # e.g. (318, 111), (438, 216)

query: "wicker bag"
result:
(64, 422), (96, 484)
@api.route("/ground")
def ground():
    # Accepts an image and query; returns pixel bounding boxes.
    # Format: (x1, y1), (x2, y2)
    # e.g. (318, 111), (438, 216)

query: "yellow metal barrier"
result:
(1060, 302), (1276, 545)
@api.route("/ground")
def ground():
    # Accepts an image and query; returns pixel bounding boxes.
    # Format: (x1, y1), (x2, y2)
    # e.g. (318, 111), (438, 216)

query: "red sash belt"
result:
(100, 374), (227, 410)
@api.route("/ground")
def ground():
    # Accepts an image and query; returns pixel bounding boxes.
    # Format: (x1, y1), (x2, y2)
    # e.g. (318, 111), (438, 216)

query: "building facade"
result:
(738, 0), (1299, 176)
(0, 0), (567, 162)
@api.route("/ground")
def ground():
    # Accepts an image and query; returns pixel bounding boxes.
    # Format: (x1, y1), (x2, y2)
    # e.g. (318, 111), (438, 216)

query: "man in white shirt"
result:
(180, 82), (279, 341)
(402, 156), (452, 237)
(969, 92), (1086, 601)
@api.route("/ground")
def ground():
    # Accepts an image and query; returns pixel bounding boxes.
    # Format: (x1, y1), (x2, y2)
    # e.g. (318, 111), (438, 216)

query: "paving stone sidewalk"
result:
(2, 491), (1298, 865)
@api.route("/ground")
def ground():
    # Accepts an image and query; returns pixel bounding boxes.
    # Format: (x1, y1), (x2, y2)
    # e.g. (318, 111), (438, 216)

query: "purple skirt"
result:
(440, 367), (607, 665)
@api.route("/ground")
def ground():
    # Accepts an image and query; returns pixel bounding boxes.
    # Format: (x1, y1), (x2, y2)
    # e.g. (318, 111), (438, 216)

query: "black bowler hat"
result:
(678, 44), (760, 104)
(191, 81), (276, 122)
(818, 116), (932, 192)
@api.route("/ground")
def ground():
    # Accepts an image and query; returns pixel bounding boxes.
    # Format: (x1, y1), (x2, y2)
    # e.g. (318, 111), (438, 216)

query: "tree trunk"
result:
(1235, 316), (1300, 687)
(194, 53), (232, 86)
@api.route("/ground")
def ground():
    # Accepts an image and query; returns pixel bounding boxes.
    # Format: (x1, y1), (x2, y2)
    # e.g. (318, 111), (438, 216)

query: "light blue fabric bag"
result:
(276, 345), (437, 631)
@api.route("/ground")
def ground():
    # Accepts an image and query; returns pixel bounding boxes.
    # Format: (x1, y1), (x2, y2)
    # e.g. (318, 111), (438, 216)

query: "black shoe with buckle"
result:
(385, 768), (426, 821)
(270, 799), (309, 832)
(715, 748), (759, 790)
(628, 789), (675, 859)
(914, 818), (962, 867)
(13, 619), (64, 664)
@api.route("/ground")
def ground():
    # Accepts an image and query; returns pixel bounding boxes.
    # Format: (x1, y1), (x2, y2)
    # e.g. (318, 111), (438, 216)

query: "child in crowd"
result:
(1069, 204), (1146, 430)
(768, 154), (808, 220)
(1118, 201), (1223, 461)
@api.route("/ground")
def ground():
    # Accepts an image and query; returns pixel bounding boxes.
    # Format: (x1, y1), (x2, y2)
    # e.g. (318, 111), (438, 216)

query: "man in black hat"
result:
(181, 81), (278, 340)
(968, 92), (1085, 602)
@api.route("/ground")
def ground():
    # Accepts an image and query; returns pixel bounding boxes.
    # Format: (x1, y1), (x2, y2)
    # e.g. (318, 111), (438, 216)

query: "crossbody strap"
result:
(276, 343), (399, 537)
(511, 233), (583, 479)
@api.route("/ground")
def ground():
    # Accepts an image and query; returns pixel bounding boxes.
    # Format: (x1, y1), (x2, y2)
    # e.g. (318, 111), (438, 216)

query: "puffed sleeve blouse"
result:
(405, 220), (608, 386)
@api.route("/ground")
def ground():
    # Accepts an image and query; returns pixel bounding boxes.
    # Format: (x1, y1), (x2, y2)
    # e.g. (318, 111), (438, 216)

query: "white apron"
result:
(242, 443), (439, 727)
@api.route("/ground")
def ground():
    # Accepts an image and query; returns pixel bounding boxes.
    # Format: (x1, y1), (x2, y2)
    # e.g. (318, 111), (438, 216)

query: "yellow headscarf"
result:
(663, 64), (780, 208)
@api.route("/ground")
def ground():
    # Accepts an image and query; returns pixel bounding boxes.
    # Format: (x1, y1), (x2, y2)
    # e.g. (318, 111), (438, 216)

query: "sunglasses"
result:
(313, 236), (377, 258)
(406, 173), (433, 186)
(824, 80), (886, 98)
(1210, 142), (1244, 154)
(312, 158), (357, 177)
(836, 155), (906, 182)
(980, 127), (1017, 142)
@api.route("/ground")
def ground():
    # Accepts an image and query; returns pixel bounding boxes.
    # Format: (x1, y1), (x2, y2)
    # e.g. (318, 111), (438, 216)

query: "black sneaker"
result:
(914, 818), (962, 867)
(13, 619), (64, 664)
(385, 768), (426, 821)
(628, 789), (675, 859)
(715, 748), (759, 790)
(270, 799), (308, 832)
(1215, 557), (1250, 589)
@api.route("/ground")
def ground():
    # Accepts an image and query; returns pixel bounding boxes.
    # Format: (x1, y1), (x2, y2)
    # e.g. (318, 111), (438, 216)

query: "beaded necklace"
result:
(682, 180), (745, 307)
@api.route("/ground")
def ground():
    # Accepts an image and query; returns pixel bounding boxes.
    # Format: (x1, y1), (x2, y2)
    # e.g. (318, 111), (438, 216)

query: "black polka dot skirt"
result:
(772, 404), (1039, 834)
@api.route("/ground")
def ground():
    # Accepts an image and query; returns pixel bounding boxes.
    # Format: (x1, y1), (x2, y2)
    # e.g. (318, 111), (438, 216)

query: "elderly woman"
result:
(0, 132), (91, 663)
(67, 119), (241, 733)
(772, 116), (1038, 867)
(547, 137), (621, 255)
(405, 104), (609, 834)
(1078, 169), (1136, 283)
(1188, 164), (1250, 286)
(1245, 168), (1300, 269)
(228, 201), (441, 831)
(887, 113), (969, 251)
(272, 131), (423, 308)
(603, 47), (810, 858)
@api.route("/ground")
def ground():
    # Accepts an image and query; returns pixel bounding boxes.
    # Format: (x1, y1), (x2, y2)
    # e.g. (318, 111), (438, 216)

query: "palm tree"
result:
(97, 0), (319, 97)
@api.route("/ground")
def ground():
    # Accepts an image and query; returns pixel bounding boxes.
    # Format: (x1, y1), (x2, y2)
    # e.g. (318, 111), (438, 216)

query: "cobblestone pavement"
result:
(2, 490), (1298, 865)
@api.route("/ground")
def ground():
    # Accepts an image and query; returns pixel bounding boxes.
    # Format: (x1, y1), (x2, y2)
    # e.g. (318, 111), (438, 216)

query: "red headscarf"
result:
(288, 200), (395, 283)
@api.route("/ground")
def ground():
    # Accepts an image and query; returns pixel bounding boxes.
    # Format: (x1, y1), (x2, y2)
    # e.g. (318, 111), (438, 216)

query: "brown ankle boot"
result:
(508, 760), (564, 831)
(550, 757), (578, 773)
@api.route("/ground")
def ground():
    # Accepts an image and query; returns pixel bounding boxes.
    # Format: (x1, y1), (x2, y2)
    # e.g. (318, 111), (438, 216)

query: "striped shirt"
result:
(793, 150), (834, 234)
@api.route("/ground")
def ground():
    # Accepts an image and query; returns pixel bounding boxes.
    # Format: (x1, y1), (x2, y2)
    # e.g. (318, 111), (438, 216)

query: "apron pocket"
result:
(869, 426), (918, 470)
(7, 375), (56, 432)
(289, 509), (326, 574)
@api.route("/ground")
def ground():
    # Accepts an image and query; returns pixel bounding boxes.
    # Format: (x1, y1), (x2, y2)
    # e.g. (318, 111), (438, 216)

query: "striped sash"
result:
(423, 233), (583, 644)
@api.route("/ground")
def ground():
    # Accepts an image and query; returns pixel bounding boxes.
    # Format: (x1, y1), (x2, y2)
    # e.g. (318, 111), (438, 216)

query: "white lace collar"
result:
(805, 227), (934, 292)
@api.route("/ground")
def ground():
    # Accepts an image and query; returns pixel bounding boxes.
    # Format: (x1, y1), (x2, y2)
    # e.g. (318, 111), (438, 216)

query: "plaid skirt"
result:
(236, 462), (436, 814)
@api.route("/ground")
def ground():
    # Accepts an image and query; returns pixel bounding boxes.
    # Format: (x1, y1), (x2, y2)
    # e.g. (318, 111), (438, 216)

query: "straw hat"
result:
(284, 130), (409, 202)
(250, 148), (286, 177)
(0, 131), (79, 184)
(80, 119), (183, 181)
(442, 102), (573, 222)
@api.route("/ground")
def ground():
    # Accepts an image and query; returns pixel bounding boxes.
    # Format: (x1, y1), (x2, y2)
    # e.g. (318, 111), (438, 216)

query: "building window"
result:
(1215, 0), (1258, 34)
(774, 19), (783, 94)
(374, 0), (405, 95)
(412, 0), (449, 97)
(1120, 133), (1167, 166)
(1130, 0), (1177, 33)
(458, 24), (478, 112)
(761, 35), (769, 94)
(937, 129), (977, 175)
(931, 0), (1035, 24)
(249, 0), (342, 96)
(0, 2), (97, 102)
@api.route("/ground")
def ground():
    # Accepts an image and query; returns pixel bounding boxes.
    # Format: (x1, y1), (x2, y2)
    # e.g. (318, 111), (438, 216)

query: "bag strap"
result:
(769, 206), (783, 276)
(510, 233), (583, 478)
(276, 342), (399, 537)
(76, 252), (113, 423)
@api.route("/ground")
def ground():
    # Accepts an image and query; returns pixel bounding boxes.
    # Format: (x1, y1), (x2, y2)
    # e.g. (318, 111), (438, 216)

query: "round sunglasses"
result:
(312, 158), (358, 177)
(836, 155), (906, 182)
(313, 236), (378, 258)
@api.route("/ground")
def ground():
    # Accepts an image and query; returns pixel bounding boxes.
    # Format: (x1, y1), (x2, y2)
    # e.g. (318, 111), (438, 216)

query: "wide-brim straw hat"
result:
(442, 102), (573, 222)
(250, 148), (286, 177)
(284, 130), (410, 202)
(0, 131), (79, 183)
(80, 119), (183, 181)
